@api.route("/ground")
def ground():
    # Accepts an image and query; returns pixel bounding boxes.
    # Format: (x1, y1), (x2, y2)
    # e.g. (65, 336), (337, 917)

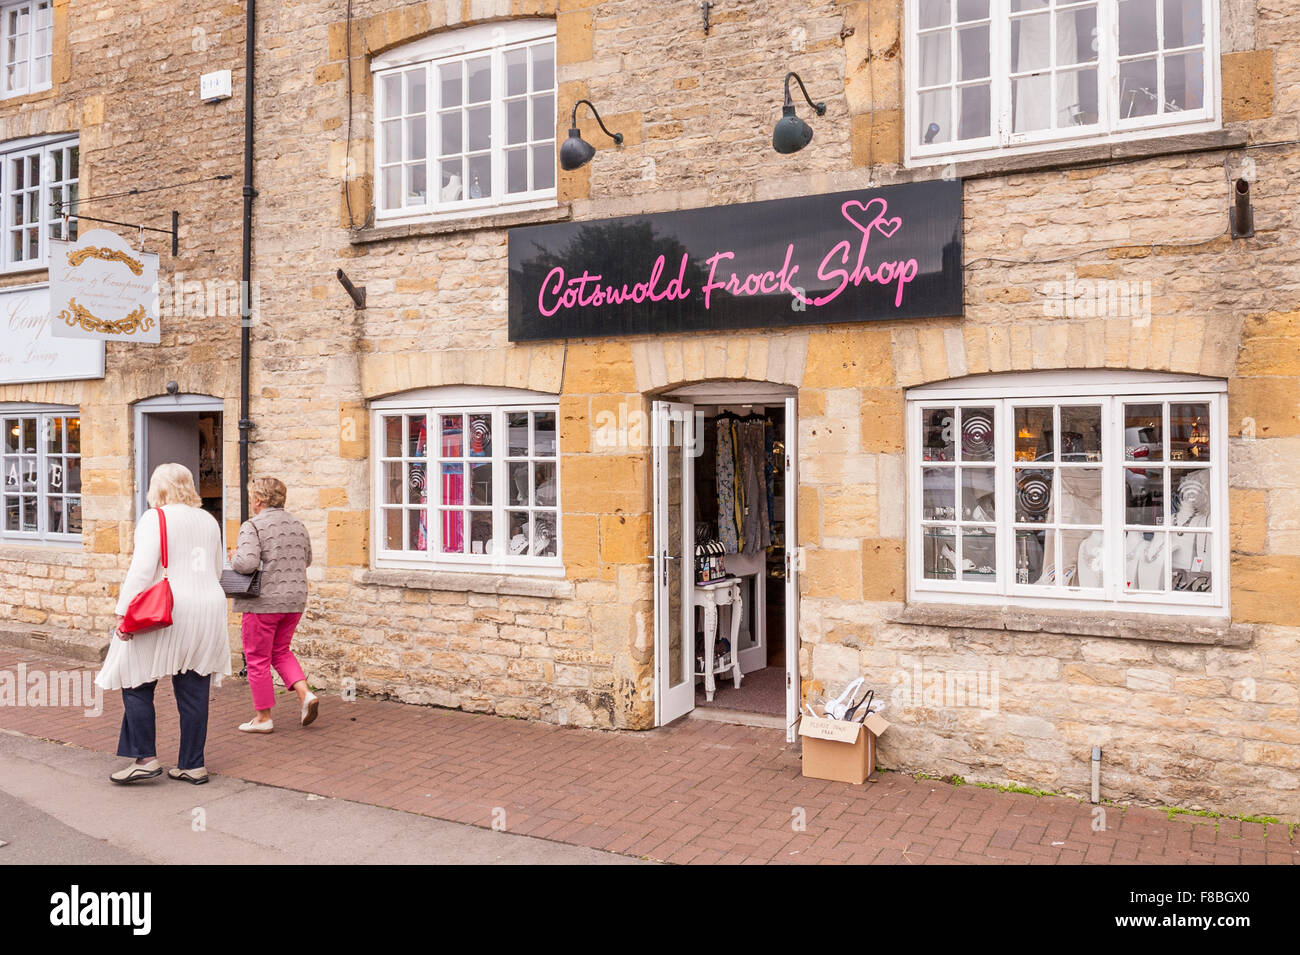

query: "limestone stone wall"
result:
(0, 0), (247, 654)
(4, 0), (1299, 816)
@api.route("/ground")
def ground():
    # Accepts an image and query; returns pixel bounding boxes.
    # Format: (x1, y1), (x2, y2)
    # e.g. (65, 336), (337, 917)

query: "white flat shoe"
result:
(239, 718), (274, 733)
(301, 692), (319, 727)
(110, 759), (162, 784)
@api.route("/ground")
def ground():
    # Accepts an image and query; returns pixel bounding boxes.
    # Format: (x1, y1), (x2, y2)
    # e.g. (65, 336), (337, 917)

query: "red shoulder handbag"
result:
(119, 508), (175, 635)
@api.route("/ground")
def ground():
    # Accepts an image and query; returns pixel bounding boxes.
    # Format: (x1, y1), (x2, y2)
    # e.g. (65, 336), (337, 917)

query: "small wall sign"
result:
(49, 229), (161, 344)
(508, 179), (963, 341)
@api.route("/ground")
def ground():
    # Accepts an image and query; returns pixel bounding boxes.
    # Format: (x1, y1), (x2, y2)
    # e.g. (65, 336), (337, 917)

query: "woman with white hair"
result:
(95, 462), (231, 785)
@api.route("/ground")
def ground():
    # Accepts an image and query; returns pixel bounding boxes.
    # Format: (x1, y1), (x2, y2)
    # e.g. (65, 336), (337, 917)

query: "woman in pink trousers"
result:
(229, 477), (319, 732)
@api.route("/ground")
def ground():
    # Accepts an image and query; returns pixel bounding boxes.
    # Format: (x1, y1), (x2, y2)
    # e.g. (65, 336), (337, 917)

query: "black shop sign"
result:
(507, 179), (962, 342)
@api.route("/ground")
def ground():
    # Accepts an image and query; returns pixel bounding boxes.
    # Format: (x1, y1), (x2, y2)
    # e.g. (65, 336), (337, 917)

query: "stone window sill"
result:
(0, 542), (88, 565)
(890, 602), (1250, 646)
(350, 204), (572, 245)
(359, 568), (574, 600)
(939, 127), (1249, 182)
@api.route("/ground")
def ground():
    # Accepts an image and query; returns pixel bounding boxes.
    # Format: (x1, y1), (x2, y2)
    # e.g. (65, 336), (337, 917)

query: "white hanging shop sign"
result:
(49, 228), (160, 344)
(0, 284), (104, 385)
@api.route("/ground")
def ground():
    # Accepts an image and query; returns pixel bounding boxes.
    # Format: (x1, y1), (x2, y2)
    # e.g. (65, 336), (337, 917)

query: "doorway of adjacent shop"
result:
(133, 394), (225, 535)
(652, 383), (799, 741)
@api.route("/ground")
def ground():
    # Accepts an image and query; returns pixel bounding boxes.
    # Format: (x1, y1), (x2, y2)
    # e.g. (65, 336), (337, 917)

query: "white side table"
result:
(694, 577), (743, 701)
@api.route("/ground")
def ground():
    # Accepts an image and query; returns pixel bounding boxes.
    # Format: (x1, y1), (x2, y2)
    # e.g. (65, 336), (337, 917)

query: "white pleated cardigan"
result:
(95, 504), (233, 691)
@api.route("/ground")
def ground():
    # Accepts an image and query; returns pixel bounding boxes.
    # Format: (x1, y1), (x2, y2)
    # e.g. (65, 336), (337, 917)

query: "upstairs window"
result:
(1, 1), (53, 98)
(371, 20), (557, 222)
(1, 135), (78, 271)
(907, 0), (1217, 165)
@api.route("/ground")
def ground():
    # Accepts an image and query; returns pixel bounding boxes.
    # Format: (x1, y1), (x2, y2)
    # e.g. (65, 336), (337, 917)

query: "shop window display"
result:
(909, 384), (1223, 612)
(2, 409), (80, 542)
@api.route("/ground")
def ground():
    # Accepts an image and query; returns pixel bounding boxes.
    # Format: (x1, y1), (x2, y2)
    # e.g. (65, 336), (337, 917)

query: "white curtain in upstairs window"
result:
(1011, 11), (1081, 133)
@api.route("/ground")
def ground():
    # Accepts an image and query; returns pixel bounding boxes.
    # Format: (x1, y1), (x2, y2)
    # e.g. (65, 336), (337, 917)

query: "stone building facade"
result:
(3, 0), (1299, 819)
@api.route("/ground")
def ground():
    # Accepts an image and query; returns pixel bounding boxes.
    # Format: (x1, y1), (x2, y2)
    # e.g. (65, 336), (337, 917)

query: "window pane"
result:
(508, 461), (529, 505)
(1170, 533), (1211, 591)
(962, 529), (996, 580)
(1172, 468), (1211, 525)
(1165, 51), (1203, 111)
(1010, 14), (1050, 72)
(383, 462), (404, 504)
(1126, 467), (1164, 525)
(4, 496), (17, 531)
(470, 511), (493, 553)
(1118, 0), (1158, 55)
(407, 116), (427, 160)
(441, 463), (464, 505)
(507, 148), (528, 193)
(531, 43), (554, 91)
(957, 24), (989, 80)
(466, 56), (491, 102)
(1059, 468), (1102, 524)
(923, 467), (955, 519)
(919, 0), (950, 29)
(533, 412), (556, 456)
(917, 89), (952, 145)
(959, 407), (995, 461)
(467, 154), (491, 200)
(442, 510), (464, 553)
(408, 415), (427, 456)
(961, 467), (995, 520)
(1163, 0), (1203, 47)
(956, 0), (987, 21)
(919, 32), (952, 86)
(470, 463), (492, 504)
(66, 458), (80, 493)
(45, 415), (62, 452)
(1124, 404), (1163, 460)
(405, 69), (427, 113)
(508, 412), (530, 455)
(441, 414), (463, 456)
(65, 498), (81, 534)
(1059, 6), (1098, 66)
(532, 93), (554, 141)
(408, 163), (427, 203)
(409, 509), (428, 551)
(535, 461), (556, 506)
(1120, 59), (1158, 119)
(440, 111), (462, 155)
(532, 143), (555, 191)
(1014, 407), (1052, 461)
(1066, 530), (1105, 588)
(507, 510), (531, 555)
(381, 166), (401, 210)
(440, 158), (463, 202)
(409, 462), (428, 504)
(21, 418), (36, 452)
(958, 84), (991, 139)
(1016, 529), (1052, 585)
(1015, 468), (1052, 523)
(1125, 530), (1166, 590)
(923, 526), (956, 579)
(922, 408), (954, 461)
(507, 99), (527, 145)
(467, 105), (491, 151)
(1060, 405), (1102, 459)
(1170, 402), (1210, 461)
(468, 413), (491, 456)
(505, 48), (527, 96)
(384, 416), (402, 456)
(1060, 69), (1099, 127)
(381, 74), (402, 118)
(1012, 74), (1052, 132)
(439, 63), (461, 107)
(534, 511), (557, 557)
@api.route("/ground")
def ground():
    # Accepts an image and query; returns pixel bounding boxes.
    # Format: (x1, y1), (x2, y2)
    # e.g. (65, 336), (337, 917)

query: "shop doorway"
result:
(652, 384), (799, 741)
(133, 394), (225, 534)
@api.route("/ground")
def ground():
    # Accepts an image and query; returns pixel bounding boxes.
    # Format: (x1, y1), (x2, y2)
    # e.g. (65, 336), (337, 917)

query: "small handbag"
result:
(119, 508), (175, 635)
(220, 522), (262, 597)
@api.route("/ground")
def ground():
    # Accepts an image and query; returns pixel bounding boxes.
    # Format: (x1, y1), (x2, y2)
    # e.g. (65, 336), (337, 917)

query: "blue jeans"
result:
(117, 671), (211, 770)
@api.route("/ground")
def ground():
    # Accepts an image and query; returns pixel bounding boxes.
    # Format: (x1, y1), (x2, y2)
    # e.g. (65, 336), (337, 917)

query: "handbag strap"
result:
(157, 507), (169, 575)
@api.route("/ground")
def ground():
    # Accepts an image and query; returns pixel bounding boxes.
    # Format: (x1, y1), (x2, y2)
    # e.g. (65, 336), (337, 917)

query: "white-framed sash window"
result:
(371, 19), (557, 223)
(907, 372), (1226, 614)
(907, 0), (1219, 166)
(0, 134), (78, 272)
(2, 404), (80, 542)
(0, 0), (52, 98)
(371, 387), (561, 574)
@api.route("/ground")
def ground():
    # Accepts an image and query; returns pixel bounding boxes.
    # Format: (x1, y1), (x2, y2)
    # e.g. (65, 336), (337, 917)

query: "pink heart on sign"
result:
(840, 198), (888, 235)
(874, 215), (902, 238)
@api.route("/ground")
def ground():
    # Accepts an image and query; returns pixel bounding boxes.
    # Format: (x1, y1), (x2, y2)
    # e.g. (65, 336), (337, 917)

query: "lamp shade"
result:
(559, 128), (596, 171)
(772, 105), (814, 154)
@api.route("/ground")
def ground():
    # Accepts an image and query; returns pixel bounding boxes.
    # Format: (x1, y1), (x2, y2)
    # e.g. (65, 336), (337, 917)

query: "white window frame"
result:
(0, 0), (52, 99)
(905, 0), (1221, 167)
(370, 386), (562, 575)
(0, 133), (78, 273)
(371, 19), (557, 225)
(906, 371), (1228, 616)
(2, 403), (81, 544)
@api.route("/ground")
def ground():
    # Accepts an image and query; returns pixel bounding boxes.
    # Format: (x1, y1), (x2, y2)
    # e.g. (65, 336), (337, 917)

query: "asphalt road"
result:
(0, 730), (644, 865)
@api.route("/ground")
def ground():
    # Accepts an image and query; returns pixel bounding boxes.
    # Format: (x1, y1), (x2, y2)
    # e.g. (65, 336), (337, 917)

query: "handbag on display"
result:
(220, 522), (262, 597)
(119, 508), (175, 635)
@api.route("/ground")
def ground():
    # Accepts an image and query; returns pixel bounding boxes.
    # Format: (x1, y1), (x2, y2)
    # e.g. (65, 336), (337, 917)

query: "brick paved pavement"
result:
(1, 646), (1295, 865)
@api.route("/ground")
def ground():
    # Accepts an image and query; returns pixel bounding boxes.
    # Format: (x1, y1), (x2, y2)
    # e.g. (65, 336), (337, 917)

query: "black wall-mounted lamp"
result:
(560, 99), (624, 171)
(772, 71), (827, 154)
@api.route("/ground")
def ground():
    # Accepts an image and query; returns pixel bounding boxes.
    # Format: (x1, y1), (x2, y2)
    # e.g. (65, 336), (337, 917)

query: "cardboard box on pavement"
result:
(799, 712), (891, 784)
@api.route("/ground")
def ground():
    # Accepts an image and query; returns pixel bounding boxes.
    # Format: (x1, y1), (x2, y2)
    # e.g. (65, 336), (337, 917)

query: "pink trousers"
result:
(241, 612), (306, 711)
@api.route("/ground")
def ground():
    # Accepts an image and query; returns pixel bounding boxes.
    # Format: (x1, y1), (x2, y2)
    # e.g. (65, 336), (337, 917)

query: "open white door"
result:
(653, 400), (696, 726)
(784, 396), (800, 742)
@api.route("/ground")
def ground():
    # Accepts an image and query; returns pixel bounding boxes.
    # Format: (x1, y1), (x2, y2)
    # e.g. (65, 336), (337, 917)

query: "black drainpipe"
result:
(238, 0), (256, 523)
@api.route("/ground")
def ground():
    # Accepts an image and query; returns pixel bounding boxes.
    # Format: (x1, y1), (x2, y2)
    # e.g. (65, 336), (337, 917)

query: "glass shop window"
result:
(2, 409), (81, 542)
